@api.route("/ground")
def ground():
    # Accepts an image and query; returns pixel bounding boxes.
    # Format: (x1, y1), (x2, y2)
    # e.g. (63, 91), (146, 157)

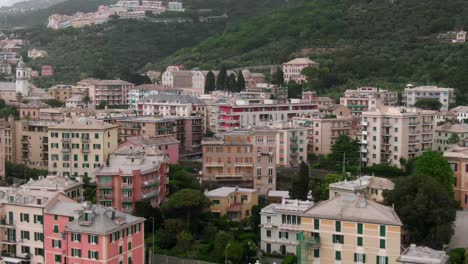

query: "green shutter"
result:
(380, 225), (386, 237)
(336, 221), (341, 232)
(357, 223), (363, 234)
(377, 256), (379, 263)
(385, 257), (388, 264)
(53, 225), (58, 233)
(380, 239), (386, 249)
(354, 253), (357, 262)
(95, 235), (98, 244)
(357, 237), (363, 246)
(88, 234), (90, 243)
(363, 254), (366, 263)
(96, 252), (98, 260)
(78, 234), (81, 242)
(314, 219), (319, 230)
(20, 213), (23, 222)
(313, 249), (320, 258)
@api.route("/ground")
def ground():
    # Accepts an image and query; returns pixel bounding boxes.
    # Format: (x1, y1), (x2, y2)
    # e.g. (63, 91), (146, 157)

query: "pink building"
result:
(282, 58), (319, 83)
(120, 135), (180, 164)
(41, 65), (54, 76)
(19, 101), (50, 120)
(74, 79), (135, 107)
(44, 200), (145, 264)
(95, 146), (169, 213)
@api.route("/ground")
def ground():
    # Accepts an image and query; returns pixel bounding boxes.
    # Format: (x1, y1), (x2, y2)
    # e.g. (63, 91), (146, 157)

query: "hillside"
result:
(3, 0), (119, 27)
(0, 0), (67, 12)
(161, 0), (468, 102)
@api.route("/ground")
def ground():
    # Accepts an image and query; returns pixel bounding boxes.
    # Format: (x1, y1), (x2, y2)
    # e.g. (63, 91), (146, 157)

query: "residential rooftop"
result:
(0, 187), (60, 208)
(144, 94), (205, 104)
(21, 174), (83, 191)
(49, 117), (119, 130)
(329, 176), (394, 192)
(76, 78), (134, 86)
(261, 199), (315, 214)
(205, 187), (257, 198)
(284, 58), (318, 65)
(397, 245), (448, 264)
(124, 135), (180, 146)
(436, 123), (468, 133)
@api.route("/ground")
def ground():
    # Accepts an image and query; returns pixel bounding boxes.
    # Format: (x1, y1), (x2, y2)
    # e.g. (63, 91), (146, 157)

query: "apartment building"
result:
(292, 115), (353, 155)
(404, 85), (455, 111)
(19, 101), (50, 121)
(74, 79), (135, 106)
(329, 175), (395, 203)
(360, 107), (436, 168)
(260, 199), (315, 255)
(120, 136), (180, 164)
(20, 174), (84, 202)
(340, 87), (399, 116)
(216, 99), (318, 132)
(128, 84), (183, 112)
(283, 58), (319, 83)
(276, 127), (308, 167)
(450, 106), (468, 122)
(95, 146), (168, 213)
(443, 140), (468, 209)
(115, 116), (203, 153)
(44, 200), (145, 264)
(48, 85), (73, 102)
(0, 188), (74, 264)
(140, 94), (206, 117)
(2, 117), (58, 170)
(433, 123), (468, 152)
(201, 129), (277, 194)
(205, 187), (258, 221)
(161, 71), (193, 88)
(298, 194), (403, 264)
(0, 119), (4, 179)
(41, 65), (54, 77)
(48, 117), (119, 181)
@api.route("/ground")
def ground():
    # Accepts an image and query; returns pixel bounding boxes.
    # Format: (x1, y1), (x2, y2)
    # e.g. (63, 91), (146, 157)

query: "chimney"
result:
(111, 211), (116, 220)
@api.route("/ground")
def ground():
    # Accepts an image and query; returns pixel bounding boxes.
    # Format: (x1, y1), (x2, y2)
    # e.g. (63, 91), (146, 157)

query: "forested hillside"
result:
(3, 0), (119, 27)
(162, 0), (468, 102)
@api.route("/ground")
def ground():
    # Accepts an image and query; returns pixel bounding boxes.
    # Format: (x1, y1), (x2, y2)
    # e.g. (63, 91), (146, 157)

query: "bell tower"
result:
(16, 56), (29, 97)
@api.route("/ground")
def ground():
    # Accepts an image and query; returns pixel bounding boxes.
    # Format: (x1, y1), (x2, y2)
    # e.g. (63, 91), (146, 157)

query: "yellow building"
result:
(48, 117), (119, 181)
(298, 195), (402, 264)
(205, 187), (258, 221)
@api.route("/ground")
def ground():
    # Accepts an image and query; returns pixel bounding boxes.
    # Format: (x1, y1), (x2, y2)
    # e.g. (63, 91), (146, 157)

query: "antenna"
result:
(342, 152), (346, 177)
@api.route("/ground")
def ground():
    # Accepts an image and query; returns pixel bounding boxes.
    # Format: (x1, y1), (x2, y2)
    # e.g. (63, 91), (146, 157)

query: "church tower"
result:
(16, 56), (29, 97)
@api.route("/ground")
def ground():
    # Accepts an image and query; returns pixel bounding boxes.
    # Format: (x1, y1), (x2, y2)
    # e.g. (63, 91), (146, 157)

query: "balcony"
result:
(360, 148), (368, 153)
(0, 217), (14, 227)
(361, 157), (368, 162)
(122, 196), (133, 202)
(381, 122), (391, 127)
(81, 138), (90, 143)
(81, 148), (90, 153)
(141, 190), (159, 199)
(361, 130), (368, 135)
(360, 140), (368, 144)
(360, 121), (368, 126)
(409, 121), (419, 126)
(121, 183), (133, 189)
(62, 148), (71, 153)
(409, 130), (420, 135)
(205, 162), (224, 167)
(235, 163), (253, 167)
(422, 130), (432, 134)
(215, 173), (243, 179)
(61, 138), (70, 142)
(409, 140), (420, 145)
(297, 232), (320, 249)
(99, 194), (113, 200)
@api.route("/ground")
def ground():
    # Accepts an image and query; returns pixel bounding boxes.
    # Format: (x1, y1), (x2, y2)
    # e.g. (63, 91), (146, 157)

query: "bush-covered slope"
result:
(162, 0), (468, 102)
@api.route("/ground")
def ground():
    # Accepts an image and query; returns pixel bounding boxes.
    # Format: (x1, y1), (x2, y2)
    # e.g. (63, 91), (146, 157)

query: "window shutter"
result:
(88, 234), (90, 243)
(376, 256), (379, 264)
(78, 234), (81, 242)
(354, 253), (357, 262)
(20, 213), (23, 222)
(363, 254), (366, 263)
(96, 252), (99, 260)
(96, 236), (98, 245)
(385, 257), (388, 264)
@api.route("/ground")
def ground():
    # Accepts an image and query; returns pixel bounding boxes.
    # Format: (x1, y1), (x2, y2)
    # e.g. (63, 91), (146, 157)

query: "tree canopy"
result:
(328, 135), (360, 170)
(290, 161), (310, 200)
(384, 174), (457, 249)
(161, 189), (210, 230)
(204, 70), (216, 94)
(414, 98), (443, 110)
(412, 151), (455, 197)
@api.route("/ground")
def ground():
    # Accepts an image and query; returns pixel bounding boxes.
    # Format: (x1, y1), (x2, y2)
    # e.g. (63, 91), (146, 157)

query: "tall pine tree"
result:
(290, 161), (310, 200)
(272, 67), (284, 85)
(236, 71), (246, 92)
(216, 65), (227, 90)
(228, 73), (237, 92)
(204, 70), (216, 94)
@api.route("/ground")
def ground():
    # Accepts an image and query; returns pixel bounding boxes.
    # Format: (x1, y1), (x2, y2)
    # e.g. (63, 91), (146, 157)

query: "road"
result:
(448, 210), (468, 249)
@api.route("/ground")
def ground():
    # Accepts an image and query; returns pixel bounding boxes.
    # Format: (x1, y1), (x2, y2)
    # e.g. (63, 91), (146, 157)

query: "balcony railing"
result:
(215, 173), (243, 178)
(205, 162), (224, 167)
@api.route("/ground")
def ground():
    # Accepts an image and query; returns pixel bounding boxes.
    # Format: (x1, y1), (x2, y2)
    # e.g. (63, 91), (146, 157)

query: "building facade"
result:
(119, 136), (180, 164)
(95, 146), (168, 213)
(161, 71), (193, 88)
(205, 187), (258, 221)
(443, 141), (468, 209)
(48, 117), (119, 180)
(276, 127), (308, 167)
(329, 175), (395, 203)
(282, 58), (319, 83)
(404, 85), (455, 111)
(202, 129), (277, 194)
(44, 201), (145, 264)
(48, 85), (73, 102)
(140, 94), (206, 117)
(74, 79), (135, 106)
(433, 123), (468, 152)
(20, 174), (84, 202)
(360, 107), (436, 168)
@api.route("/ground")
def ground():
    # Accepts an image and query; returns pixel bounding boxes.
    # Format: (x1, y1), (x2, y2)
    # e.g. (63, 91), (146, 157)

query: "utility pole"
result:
(225, 243), (231, 264)
(342, 152), (346, 177)
(150, 217), (155, 264)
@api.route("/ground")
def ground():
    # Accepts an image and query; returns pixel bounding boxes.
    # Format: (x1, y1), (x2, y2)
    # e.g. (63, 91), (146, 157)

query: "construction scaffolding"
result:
(296, 232), (321, 264)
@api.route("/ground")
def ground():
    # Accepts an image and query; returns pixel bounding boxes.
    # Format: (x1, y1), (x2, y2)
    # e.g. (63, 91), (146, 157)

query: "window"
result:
(333, 234), (344, 244)
(34, 232), (44, 241)
(335, 251), (342, 261)
(71, 248), (82, 257)
(35, 248), (44, 256)
(128, 241), (132, 250)
(379, 239), (386, 249)
(52, 239), (61, 248)
(88, 234), (98, 244)
(267, 216), (271, 223)
(357, 237), (363, 246)
(72, 233), (81, 242)
(314, 219), (320, 230)
(354, 253), (366, 263)
(212, 200), (220, 205)
(88, 250), (99, 260)
(357, 223), (363, 234)
(21, 230), (30, 240)
(53, 225), (59, 233)
(95, 133), (99, 139)
(256, 168), (261, 175)
(34, 215), (43, 224)
(335, 221), (341, 232)
(119, 245), (123, 254)
(20, 213), (29, 222)
(266, 230), (271, 237)
(314, 249), (320, 258)
(54, 215), (58, 221)
(279, 231), (289, 239)
(55, 254), (62, 263)
(377, 256), (388, 264)
(380, 225), (386, 237)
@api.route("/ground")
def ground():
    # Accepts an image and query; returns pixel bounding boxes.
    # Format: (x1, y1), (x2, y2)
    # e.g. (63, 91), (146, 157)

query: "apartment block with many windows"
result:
(298, 195), (402, 264)
(340, 87), (398, 116)
(44, 200), (145, 264)
(201, 128), (277, 195)
(48, 117), (119, 181)
(443, 139), (468, 209)
(73, 79), (135, 106)
(404, 85), (455, 111)
(260, 199), (315, 255)
(276, 127), (308, 167)
(95, 146), (168, 213)
(360, 107), (436, 168)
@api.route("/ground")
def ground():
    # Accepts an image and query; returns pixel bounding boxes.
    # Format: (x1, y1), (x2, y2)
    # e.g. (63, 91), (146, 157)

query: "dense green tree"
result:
(134, 201), (163, 231)
(0, 99), (6, 109)
(290, 161), (310, 200)
(167, 164), (199, 193)
(271, 67), (284, 85)
(448, 248), (466, 264)
(301, 66), (319, 84)
(412, 151), (455, 197)
(448, 133), (460, 145)
(157, 219), (186, 249)
(287, 80), (302, 99)
(414, 98), (443, 110)
(204, 70), (216, 94)
(214, 231), (234, 260)
(96, 101), (108, 109)
(236, 71), (246, 92)
(161, 189), (210, 230)
(384, 175), (456, 249)
(176, 230), (193, 252)
(216, 65), (227, 90)
(44, 99), (64, 108)
(328, 135), (360, 170)
(313, 173), (346, 201)
(228, 73), (237, 92)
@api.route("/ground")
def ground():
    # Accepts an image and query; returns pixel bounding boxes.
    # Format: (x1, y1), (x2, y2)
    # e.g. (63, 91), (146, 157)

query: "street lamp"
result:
(225, 243), (231, 264)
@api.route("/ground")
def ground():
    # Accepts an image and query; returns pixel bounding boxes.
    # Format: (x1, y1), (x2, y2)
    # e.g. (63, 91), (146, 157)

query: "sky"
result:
(0, 0), (26, 7)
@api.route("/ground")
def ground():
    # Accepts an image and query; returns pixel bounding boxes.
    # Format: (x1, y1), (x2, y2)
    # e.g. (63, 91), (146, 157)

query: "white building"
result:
(451, 106), (468, 123)
(20, 174), (84, 202)
(167, 1), (184, 11)
(128, 84), (183, 111)
(140, 94), (206, 117)
(260, 199), (315, 255)
(329, 175), (395, 203)
(282, 58), (319, 84)
(404, 84), (455, 110)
